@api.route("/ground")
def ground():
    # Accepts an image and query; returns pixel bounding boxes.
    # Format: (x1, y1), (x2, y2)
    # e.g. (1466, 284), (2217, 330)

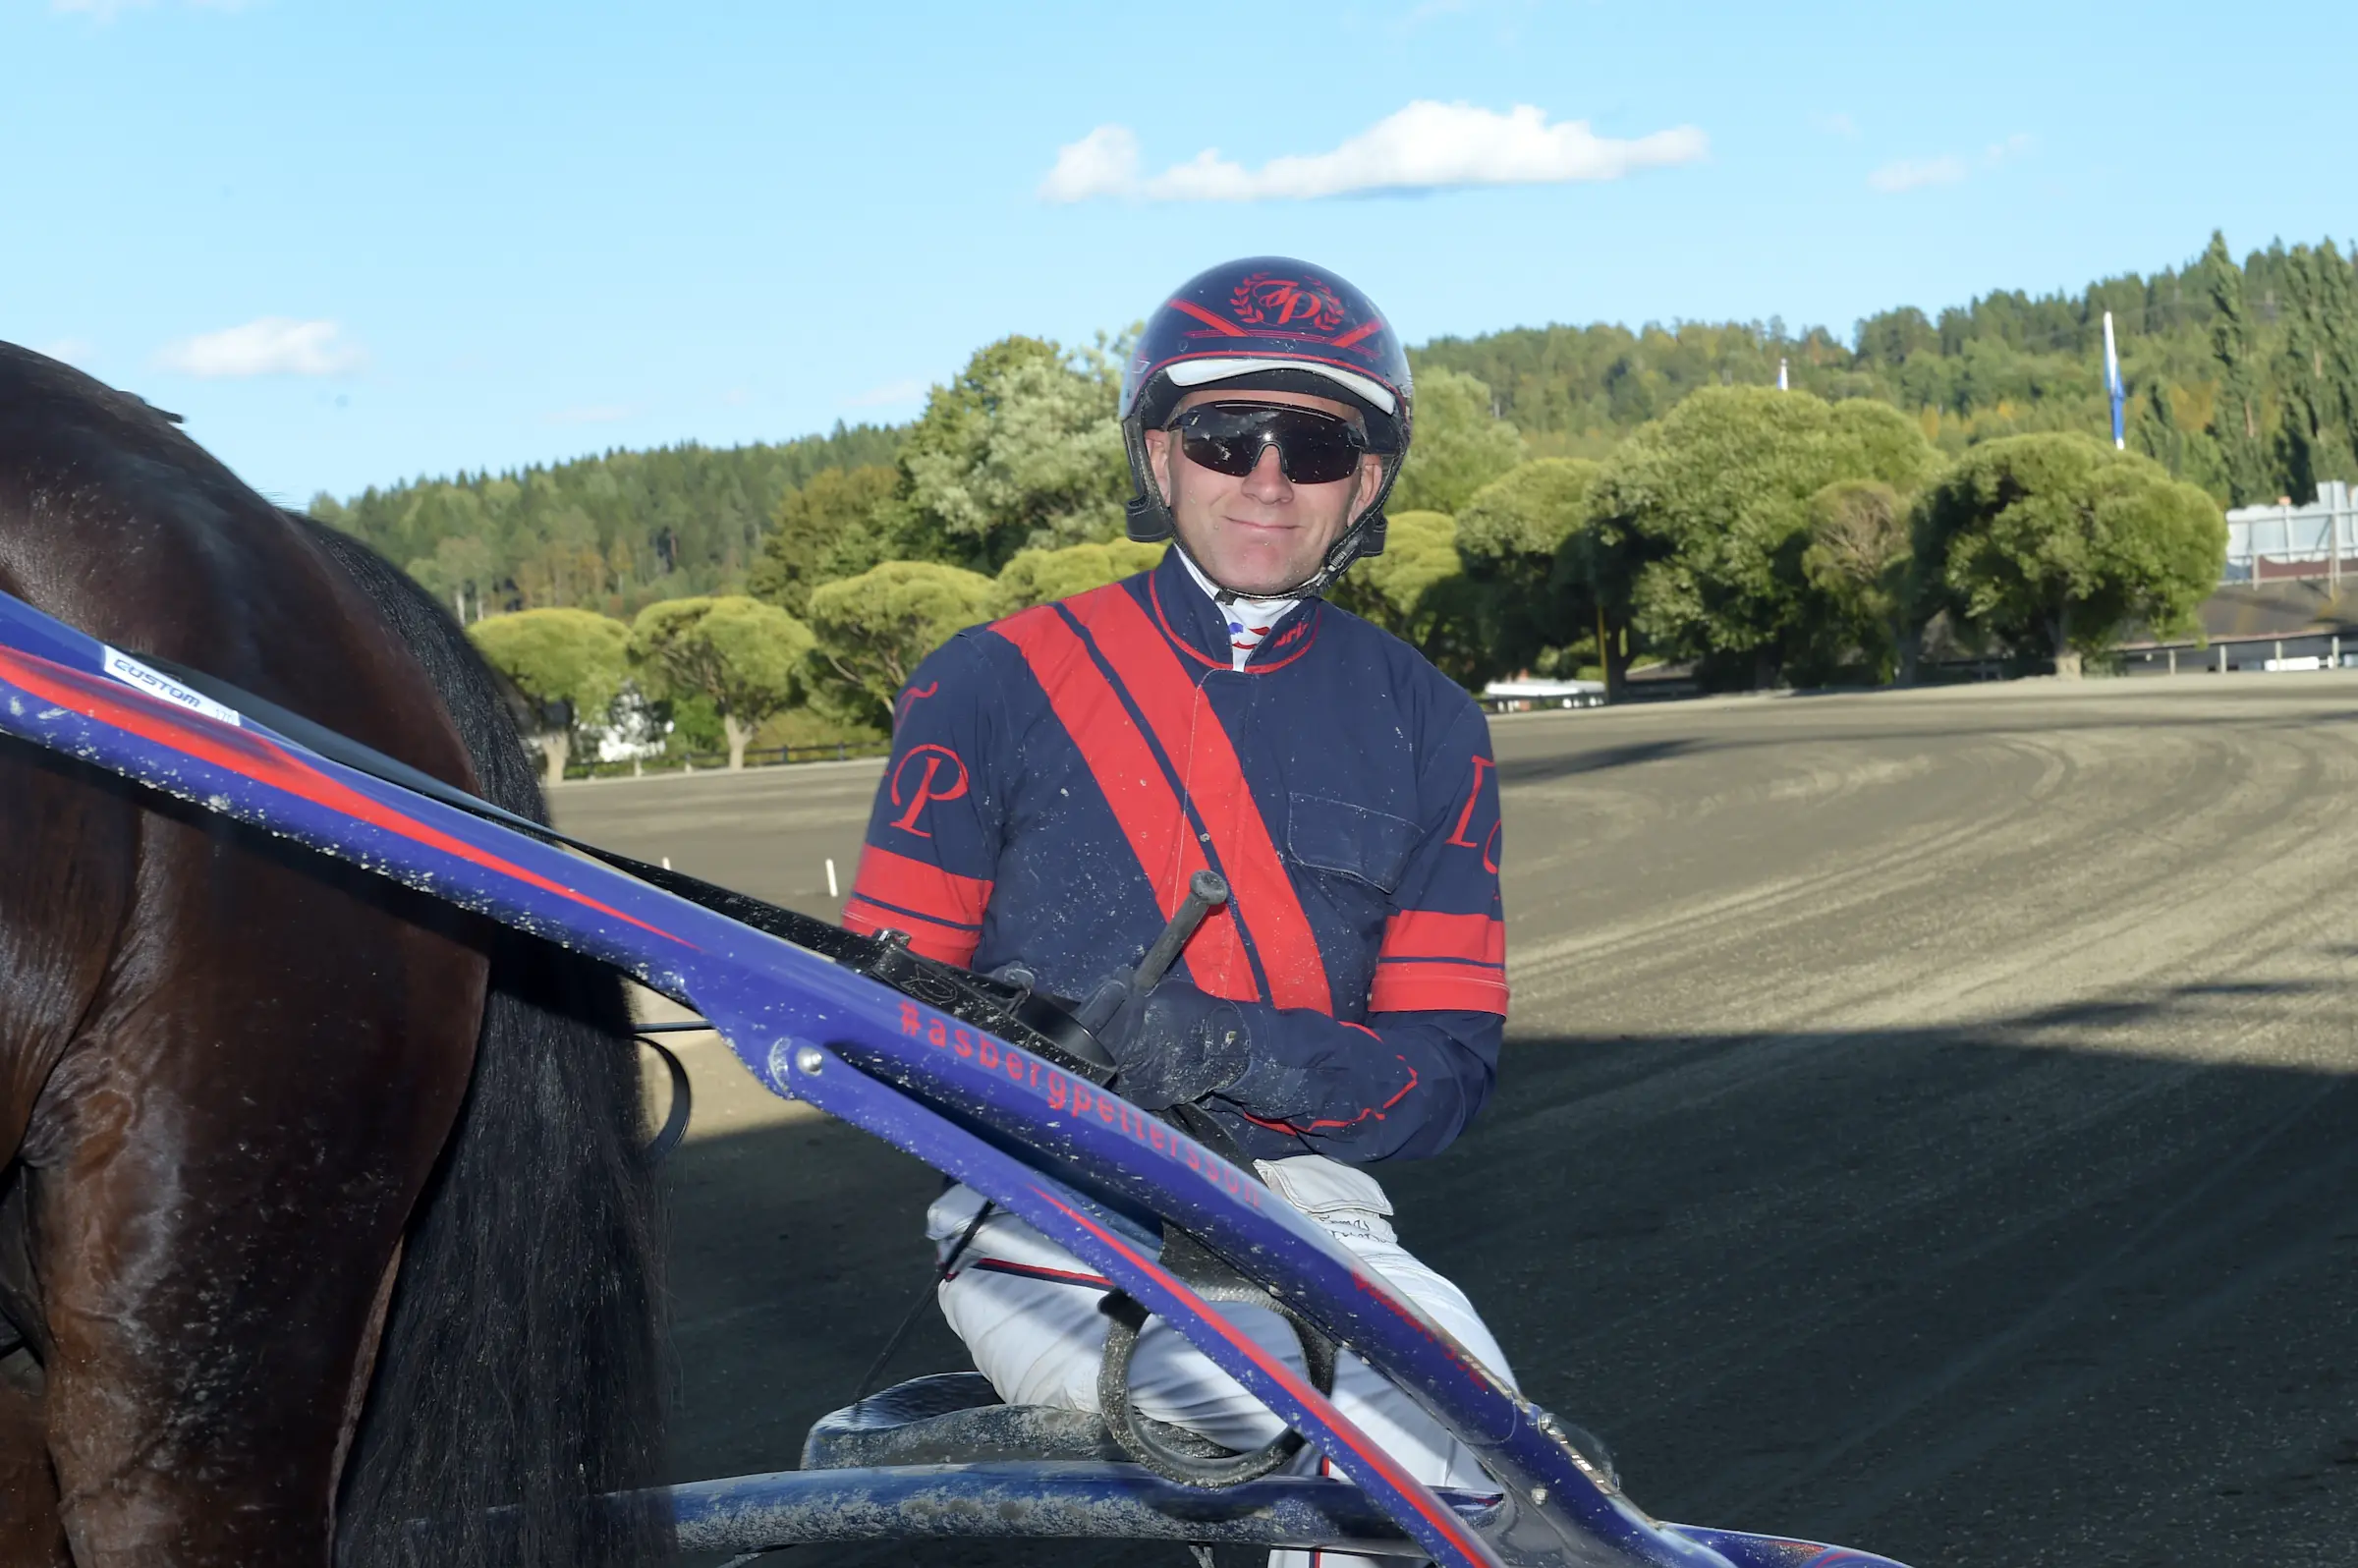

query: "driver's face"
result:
(1142, 388), (1385, 597)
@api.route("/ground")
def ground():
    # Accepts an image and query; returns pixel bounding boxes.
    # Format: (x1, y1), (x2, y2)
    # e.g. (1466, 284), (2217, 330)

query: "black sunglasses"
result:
(1166, 402), (1371, 485)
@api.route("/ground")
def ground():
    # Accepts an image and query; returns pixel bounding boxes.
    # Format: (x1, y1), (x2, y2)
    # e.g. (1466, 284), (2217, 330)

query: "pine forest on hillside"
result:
(1416, 233), (2356, 500)
(316, 232), (2354, 635)
(311, 421), (899, 623)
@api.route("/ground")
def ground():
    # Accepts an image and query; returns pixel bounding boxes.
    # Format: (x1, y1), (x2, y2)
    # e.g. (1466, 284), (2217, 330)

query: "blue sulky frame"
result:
(0, 587), (1910, 1568)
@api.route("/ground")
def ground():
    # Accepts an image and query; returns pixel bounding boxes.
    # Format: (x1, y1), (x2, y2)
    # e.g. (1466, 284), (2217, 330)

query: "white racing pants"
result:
(928, 1155), (1515, 1568)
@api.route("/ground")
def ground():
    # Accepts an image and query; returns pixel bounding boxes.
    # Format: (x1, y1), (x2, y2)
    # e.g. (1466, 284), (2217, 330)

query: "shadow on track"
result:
(1494, 738), (1702, 783)
(662, 994), (2358, 1568)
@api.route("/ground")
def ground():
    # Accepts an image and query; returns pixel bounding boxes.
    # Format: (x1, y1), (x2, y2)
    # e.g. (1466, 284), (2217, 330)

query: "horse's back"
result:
(0, 339), (491, 1166)
(0, 342), (478, 783)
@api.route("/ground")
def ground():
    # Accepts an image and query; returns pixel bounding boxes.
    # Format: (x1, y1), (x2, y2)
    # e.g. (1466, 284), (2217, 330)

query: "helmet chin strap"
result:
(1174, 516), (1383, 605)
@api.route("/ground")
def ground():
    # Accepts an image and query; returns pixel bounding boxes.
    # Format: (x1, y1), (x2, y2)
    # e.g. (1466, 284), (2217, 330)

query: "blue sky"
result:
(5, 0), (2351, 505)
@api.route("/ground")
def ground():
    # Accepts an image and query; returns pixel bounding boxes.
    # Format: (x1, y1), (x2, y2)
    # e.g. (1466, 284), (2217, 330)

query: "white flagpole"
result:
(2103, 311), (2125, 450)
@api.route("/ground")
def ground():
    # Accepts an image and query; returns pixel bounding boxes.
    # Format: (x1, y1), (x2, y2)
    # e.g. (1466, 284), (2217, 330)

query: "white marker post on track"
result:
(826, 858), (839, 899)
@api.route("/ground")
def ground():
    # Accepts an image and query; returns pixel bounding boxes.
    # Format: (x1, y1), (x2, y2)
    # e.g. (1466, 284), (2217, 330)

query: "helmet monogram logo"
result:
(1227, 273), (1347, 334)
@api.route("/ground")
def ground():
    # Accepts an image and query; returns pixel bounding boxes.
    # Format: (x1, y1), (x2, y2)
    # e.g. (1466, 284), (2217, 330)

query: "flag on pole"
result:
(2102, 311), (2125, 450)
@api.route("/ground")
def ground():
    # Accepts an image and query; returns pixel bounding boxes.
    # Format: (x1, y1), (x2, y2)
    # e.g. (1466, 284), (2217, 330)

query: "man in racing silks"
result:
(846, 256), (1514, 1565)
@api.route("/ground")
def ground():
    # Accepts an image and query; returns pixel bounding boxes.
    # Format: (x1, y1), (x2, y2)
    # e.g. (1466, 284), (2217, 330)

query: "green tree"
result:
(1456, 458), (1601, 562)
(749, 465), (898, 615)
(1326, 512), (1488, 684)
(1400, 237), (2344, 491)
(628, 594), (815, 770)
(996, 539), (1166, 610)
(1912, 433), (2225, 676)
(2274, 240), (2358, 499)
(805, 561), (1004, 728)
(1594, 387), (1940, 688)
(1800, 479), (1911, 683)
(1855, 307), (1937, 366)
(1387, 367), (1527, 516)
(1454, 458), (1604, 680)
(407, 533), (496, 623)
(320, 422), (898, 619)
(468, 607), (630, 786)
(1331, 507), (1448, 632)
(1553, 496), (1650, 694)
(2130, 382), (2206, 489)
(2203, 233), (2275, 504)
(890, 336), (1130, 572)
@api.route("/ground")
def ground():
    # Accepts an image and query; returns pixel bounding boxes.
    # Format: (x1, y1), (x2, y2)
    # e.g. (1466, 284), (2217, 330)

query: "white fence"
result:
(2223, 481), (2355, 587)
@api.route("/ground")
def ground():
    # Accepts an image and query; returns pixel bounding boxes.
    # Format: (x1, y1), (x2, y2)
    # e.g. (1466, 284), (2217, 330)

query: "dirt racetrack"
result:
(556, 676), (2358, 1568)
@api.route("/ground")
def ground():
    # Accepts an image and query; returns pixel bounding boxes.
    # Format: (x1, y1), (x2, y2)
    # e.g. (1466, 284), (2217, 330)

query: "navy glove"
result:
(1078, 976), (1251, 1111)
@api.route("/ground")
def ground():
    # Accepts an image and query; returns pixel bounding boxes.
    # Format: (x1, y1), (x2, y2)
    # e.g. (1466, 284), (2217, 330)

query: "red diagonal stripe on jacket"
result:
(844, 843), (994, 967)
(990, 603), (1262, 1002)
(1369, 910), (1508, 1015)
(1066, 585), (1335, 1016)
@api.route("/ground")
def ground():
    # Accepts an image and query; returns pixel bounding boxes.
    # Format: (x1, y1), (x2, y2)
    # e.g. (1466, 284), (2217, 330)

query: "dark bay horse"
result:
(0, 343), (667, 1566)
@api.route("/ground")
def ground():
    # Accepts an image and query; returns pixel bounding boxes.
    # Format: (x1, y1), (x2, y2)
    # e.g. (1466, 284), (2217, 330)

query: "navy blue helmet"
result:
(1119, 258), (1414, 590)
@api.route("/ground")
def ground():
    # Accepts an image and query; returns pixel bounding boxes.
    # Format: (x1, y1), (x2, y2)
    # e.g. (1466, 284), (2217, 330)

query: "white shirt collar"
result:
(1175, 549), (1303, 671)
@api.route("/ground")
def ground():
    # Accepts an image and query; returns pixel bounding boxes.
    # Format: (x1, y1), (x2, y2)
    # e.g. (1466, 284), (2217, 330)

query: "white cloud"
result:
(1039, 125), (1142, 203)
(1039, 101), (1707, 204)
(1868, 133), (2035, 195)
(155, 317), (365, 378)
(847, 377), (927, 409)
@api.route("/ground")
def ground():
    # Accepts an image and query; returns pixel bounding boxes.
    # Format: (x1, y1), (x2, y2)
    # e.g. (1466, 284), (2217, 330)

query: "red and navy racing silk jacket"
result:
(844, 548), (1508, 1163)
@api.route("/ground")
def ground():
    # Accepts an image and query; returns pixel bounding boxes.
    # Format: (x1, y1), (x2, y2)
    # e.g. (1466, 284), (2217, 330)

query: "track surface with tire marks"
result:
(557, 677), (2358, 1568)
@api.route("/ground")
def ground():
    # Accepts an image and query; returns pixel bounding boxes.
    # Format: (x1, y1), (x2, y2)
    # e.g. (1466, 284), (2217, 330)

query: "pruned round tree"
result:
(996, 538), (1165, 611)
(629, 594), (815, 769)
(468, 607), (631, 785)
(1911, 433), (2226, 676)
(806, 560), (1004, 728)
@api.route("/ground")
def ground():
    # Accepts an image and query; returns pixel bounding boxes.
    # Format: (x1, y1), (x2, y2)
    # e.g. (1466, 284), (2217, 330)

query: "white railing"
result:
(2223, 480), (2354, 587)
